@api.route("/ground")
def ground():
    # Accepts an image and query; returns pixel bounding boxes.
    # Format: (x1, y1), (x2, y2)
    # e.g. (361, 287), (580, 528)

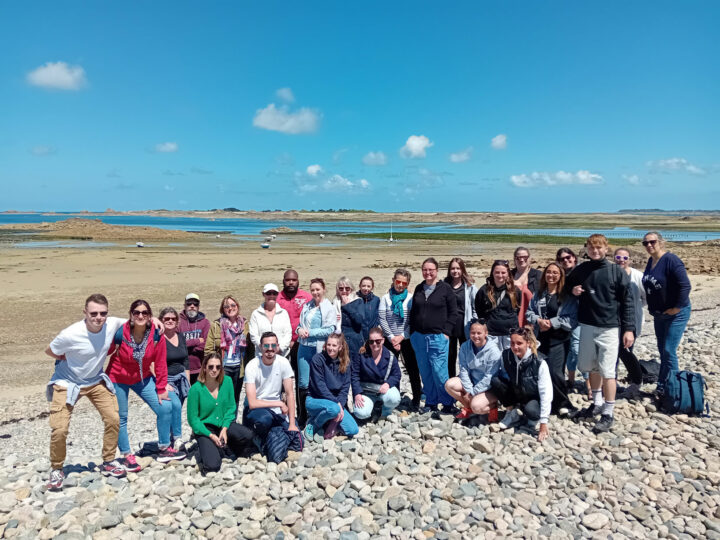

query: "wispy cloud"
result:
(333, 148), (349, 164)
(253, 104), (320, 134)
(623, 174), (642, 185)
(163, 169), (184, 176)
(298, 173), (371, 194)
(106, 168), (121, 178)
(30, 145), (56, 156)
(510, 170), (604, 188)
(306, 164), (323, 176)
(362, 151), (387, 166)
(403, 167), (447, 195)
(164, 184), (175, 192)
(27, 61), (87, 90)
(646, 157), (706, 176)
(449, 147), (472, 163)
(275, 87), (295, 103)
(155, 142), (178, 153)
(491, 134), (507, 150)
(191, 167), (213, 175)
(400, 135), (433, 159)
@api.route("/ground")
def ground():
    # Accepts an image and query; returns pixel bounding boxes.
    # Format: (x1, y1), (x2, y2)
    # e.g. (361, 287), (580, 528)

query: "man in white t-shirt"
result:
(44, 294), (128, 490)
(243, 332), (298, 448)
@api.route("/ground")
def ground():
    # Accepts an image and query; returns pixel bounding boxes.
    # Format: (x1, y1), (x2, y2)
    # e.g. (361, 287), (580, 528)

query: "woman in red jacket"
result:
(106, 299), (186, 471)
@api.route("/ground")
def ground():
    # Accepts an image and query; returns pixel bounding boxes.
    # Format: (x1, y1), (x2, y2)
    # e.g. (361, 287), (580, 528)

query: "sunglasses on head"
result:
(615, 255), (629, 261)
(509, 327), (530, 337)
(642, 240), (657, 246)
(88, 311), (108, 317)
(185, 300), (199, 307)
(262, 343), (279, 349)
(132, 310), (150, 317)
(494, 259), (509, 266)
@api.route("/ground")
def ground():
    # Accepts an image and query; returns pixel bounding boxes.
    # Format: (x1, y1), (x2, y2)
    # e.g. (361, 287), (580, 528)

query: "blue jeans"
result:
(653, 304), (691, 392)
(410, 332), (453, 407)
(305, 396), (358, 437)
(353, 387), (401, 419)
(168, 390), (183, 439)
(243, 407), (288, 439)
(297, 344), (316, 390)
(566, 326), (580, 373)
(114, 377), (172, 454)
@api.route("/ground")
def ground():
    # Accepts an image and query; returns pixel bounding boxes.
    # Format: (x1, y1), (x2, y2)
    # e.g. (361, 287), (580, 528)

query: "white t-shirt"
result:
(244, 355), (294, 415)
(49, 317), (125, 387)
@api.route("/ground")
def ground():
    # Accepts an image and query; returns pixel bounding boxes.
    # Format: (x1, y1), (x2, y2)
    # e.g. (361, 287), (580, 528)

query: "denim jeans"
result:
(114, 377), (172, 453)
(305, 396), (359, 437)
(168, 390), (183, 439)
(566, 326), (580, 373)
(297, 344), (315, 390)
(410, 332), (453, 407)
(353, 387), (401, 419)
(243, 407), (288, 439)
(653, 304), (691, 391)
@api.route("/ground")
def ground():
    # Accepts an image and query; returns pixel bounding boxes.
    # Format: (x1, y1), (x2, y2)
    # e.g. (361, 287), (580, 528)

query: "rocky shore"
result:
(1, 291), (719, 539)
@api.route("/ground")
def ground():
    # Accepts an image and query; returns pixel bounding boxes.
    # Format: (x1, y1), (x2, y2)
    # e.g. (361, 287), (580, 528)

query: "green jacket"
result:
(186, 377), (236, 436)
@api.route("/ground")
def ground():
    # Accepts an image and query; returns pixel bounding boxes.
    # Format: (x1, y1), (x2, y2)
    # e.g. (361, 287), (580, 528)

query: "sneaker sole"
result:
(47, 484), (63, 492)
(101, 470), (128, 478)
(157, 454), (186, 463)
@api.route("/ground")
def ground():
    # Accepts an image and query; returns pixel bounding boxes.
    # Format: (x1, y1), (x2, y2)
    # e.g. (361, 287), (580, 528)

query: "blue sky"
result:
(1, 2), (718, 212)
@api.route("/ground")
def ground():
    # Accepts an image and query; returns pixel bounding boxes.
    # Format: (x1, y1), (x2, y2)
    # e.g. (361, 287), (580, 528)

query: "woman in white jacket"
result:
(248, 283), (292, 358)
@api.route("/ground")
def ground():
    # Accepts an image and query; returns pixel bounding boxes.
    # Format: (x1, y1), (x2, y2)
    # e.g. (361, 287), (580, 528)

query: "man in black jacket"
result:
(566, 234), (635, 433)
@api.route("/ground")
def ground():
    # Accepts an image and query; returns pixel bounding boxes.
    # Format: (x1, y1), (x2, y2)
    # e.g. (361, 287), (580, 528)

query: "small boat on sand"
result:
(136, 242), (145, 248)
(261, 242), (271, 249)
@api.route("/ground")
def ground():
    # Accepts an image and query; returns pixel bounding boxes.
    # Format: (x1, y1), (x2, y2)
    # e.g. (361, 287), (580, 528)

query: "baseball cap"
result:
(185, 293), (200, 302)
(262, 283), (280, 294)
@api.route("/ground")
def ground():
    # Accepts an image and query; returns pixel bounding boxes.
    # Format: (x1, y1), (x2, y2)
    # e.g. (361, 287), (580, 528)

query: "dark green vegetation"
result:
(350, 232), (591, 243)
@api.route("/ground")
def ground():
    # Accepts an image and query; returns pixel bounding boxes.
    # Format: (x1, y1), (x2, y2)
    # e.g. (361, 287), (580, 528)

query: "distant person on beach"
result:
(378, 268), (422, 409)
(204, 295), (250, 416)
(490, 326), (553, 442)
(614, 248), (646, 389)
(641, 231), (692, 396)
(474, 260), (522, 351)
(249, 283), (292, 358)
(444, 321), (501, 422)
(555, 248), (583, 391)
(566, 234), (635, 433)
(106, 300), (186, 471)
(187, 354), (256, 473)
(296, 278), (338, 426)
(44, 294), (128, 491)
(351, 327), (402, 421)
(409, 257), (459, 415)
(242, 332), (302, 463)
(159, 307), (190, 447)
(333, 277), (364, 355)
(443, 257), (478, 379)
(525, 262), (578, 415)
(305, 333), (358, 440)
(178, 293), (210, 386)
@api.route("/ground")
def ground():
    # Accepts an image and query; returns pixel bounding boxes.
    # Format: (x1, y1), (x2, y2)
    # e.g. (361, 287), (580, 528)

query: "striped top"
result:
(378, 290), (412, 339)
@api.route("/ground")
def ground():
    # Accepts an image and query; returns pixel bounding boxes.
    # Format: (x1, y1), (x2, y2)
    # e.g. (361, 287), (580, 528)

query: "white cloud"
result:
(491, 134), (507, 150)
(155, 142), (178, 153)
(362, 151), (387, 166)
(298, 174), (371, 194)
(306, 164), (323, 176)
(449, 147), (472, 163)
(510, 170), (604, 188)
(623, 174), (642, 185)
(333, 148), (348, 164)
(400, 135), (433, 159)
(275, 87), (295, 103)
(646, 157), (706, 176)
(27, 61), (87, 90)
(253, 103), (320, 134)
(30, 145), (56, 156)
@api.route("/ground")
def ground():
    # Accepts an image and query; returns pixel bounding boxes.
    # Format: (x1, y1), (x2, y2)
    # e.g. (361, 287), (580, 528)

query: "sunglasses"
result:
(642, 240), (657, 246)
(369, 339), (384, 345)
(185, 300), (199, 307)
(206, 365), (222, 372)
(394, 279), (408, 286)
(223, 303), (238, 309)
(132, 310), (150, 317)
(88, 311), (108, 317)
(493, 259), (509, 266)
(264, 291), (278, 296)
(262, 343), (279, 349)
(338, 287), (352, 292)
(559, 256), (573, 262)
(615, 255), (629, 261)
(509, 327), (530, 337)
(515, 255), (529, 261)
(162, 316), (177, 322)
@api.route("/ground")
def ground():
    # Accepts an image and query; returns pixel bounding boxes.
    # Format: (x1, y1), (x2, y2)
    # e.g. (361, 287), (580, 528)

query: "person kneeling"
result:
(305, 334), (359, 440)
(187, 354), (256, 473)
(490, 327), (552, 442)
(445, 321), (502, 422)
(352, 327), (402, 421)
(243, 332), (303, 463)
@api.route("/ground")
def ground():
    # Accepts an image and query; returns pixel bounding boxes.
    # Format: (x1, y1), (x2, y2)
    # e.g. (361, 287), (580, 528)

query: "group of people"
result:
(45, 231), (692, 490)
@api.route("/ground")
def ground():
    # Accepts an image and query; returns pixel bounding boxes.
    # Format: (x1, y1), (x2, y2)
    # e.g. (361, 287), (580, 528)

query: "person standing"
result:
(409, 257), (459, 415)
(512, 247), (542, 327)
(614, 248), (647, 387)
(566, 234), (635, 433)
(443, 257), (478, 379)
(44, 294), (128, 491)
(178, 293), (210, 385)
(555, 248), (583, 391)
(333, 277), (364, 355)
(641, 231), (692, 396)
(249, 283), (293, 358)
(159, 307), (190, 446)
(204, 295), (250, 415)
(475, 260), (522, 351)
(378, 269), (422, 409)
(357, 276), (381, 344)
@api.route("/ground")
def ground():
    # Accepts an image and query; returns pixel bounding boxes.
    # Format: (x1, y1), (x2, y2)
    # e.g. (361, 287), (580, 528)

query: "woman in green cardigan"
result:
(187, 353), (256, 472)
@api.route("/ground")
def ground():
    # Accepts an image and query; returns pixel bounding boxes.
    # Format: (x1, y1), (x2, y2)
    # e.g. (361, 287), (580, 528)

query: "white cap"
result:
(263, 283), (280, 294)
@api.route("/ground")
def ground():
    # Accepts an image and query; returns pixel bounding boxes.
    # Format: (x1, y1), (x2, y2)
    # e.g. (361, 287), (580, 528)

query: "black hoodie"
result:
(475, 284), (521, 336)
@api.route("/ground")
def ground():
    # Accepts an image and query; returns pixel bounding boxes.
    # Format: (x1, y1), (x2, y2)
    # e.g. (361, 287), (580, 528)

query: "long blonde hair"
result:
(510, 325), (538, 355)
(326, 333), (350, 374)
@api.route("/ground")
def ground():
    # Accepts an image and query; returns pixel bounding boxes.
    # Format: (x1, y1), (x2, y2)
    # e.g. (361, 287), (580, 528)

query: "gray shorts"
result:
(577, 324), (619, 379)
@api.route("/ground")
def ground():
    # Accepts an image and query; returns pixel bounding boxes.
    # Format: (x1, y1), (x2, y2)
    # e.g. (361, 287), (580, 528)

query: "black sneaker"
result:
(569, 404), (602, 422)
(419, 404), (438, 414)
(593, 414), (614, 433)
(440, 405), (461, 416)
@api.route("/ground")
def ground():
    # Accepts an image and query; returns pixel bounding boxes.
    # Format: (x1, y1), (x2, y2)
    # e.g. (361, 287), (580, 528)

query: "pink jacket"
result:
(106, 323), (168, 393)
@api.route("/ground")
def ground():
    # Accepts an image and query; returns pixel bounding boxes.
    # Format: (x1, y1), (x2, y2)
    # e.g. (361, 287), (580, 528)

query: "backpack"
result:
(639, 360), (661, 384)
(263, 426), (304, 464)
(661, 370), (708, 415)
(109, 325), (161, 355)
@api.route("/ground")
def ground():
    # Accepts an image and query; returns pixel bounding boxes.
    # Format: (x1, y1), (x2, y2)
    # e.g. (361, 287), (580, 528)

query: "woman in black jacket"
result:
(475, 260), (522, 351)
(409, 257), (459, 415)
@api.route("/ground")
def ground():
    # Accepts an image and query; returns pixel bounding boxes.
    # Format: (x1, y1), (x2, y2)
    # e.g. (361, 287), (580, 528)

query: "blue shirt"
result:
(642, 253), (691, 315)
(308, 351), (351, 403)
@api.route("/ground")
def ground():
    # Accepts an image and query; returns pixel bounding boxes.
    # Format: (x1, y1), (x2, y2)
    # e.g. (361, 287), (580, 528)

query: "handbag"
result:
(360, 353), (396, 396)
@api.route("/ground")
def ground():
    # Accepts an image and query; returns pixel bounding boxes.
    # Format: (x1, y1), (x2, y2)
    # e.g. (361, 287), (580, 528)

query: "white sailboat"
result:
(389, 220), (394, 243)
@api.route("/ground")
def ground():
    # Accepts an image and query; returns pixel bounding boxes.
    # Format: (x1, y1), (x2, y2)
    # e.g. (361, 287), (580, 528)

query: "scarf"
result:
(389, 287), (408, 321)
(220, 316), (247, 355)
(123, 326), (151, 374)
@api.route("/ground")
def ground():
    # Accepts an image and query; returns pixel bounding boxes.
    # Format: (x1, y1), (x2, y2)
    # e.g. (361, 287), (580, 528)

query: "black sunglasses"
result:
(132, 310), (150, 317)
(369, 339), (384, 345)
(206, 365), (222, 371)
(493, 259), (509, 266)
(185, 300), (199, 307)
(88, 311), (108, 317)
(642, 240), (657, 246)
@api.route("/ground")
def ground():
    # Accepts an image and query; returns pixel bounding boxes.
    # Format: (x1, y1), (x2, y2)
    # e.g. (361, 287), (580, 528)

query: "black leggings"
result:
(385, 337), (422, 405)
(540, 340), (573, 411)
(195, 422), (255, 473)
(448, 335), (467, 379)
(223, 366), (243, 417)
(490, 375), (541, 421)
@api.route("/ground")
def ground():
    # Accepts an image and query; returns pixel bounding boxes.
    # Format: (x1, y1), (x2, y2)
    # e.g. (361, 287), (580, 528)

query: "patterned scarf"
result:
(220, 316), (247, 356)
(124, 327), (151, 374)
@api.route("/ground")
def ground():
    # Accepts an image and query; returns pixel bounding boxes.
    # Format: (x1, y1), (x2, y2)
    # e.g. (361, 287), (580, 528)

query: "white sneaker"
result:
(498, 408), (523, 430)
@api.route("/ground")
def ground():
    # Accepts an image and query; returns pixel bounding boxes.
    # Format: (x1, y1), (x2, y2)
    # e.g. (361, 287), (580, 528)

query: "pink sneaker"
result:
(121, 454), (142, 473)
(157, 446), (186, 463)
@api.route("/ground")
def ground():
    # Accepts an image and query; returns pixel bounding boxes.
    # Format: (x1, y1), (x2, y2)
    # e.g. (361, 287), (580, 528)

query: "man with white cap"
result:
(249, 283), (293, 358)
(178, 293), (211, 384)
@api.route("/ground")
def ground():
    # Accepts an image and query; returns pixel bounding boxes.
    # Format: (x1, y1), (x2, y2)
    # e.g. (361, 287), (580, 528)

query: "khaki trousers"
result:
(49, 383), (119, 469)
